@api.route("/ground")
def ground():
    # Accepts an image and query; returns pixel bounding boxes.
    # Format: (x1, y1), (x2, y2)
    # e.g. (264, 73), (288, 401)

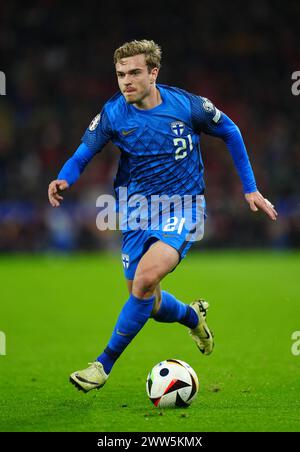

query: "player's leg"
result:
(126, 252), (213, 355)
(132, 241), (214, 357)
(94, 241), (179, 375)
(131, 244), (198, 327)
(70, 240), (179, 392)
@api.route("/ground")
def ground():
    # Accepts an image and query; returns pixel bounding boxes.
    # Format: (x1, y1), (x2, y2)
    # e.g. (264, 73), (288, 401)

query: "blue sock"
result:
(152, 290), (198, 329)
(97, 293), (155, 374)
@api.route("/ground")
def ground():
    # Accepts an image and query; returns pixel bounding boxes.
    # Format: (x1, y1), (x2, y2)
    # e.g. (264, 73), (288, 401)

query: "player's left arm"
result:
(196, 97), (277, 221)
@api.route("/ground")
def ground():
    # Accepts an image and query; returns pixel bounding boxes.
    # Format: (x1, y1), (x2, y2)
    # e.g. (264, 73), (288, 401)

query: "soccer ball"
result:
(146, 359), (199, 408)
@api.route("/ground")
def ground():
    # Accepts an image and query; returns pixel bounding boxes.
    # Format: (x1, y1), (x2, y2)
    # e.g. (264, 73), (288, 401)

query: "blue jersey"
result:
(58, 84), (257, 197)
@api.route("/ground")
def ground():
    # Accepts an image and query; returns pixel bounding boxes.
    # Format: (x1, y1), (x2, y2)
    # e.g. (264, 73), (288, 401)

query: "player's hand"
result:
(48, 180), (69, 207)
(245, 191), (278, 221)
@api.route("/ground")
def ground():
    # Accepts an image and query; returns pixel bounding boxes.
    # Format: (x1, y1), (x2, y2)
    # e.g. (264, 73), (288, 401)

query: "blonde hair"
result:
(114, 39), (162, 71)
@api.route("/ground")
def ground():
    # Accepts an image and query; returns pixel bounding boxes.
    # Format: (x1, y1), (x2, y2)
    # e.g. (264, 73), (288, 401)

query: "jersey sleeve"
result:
(81, 106), (113, 153)
(188, 94), (257, 194)
(57, 142), (95, 186)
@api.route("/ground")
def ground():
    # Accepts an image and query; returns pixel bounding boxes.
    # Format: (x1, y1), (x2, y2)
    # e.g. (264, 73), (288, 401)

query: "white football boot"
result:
(70, 361), (108, 392)
(189, 300), (214, 355)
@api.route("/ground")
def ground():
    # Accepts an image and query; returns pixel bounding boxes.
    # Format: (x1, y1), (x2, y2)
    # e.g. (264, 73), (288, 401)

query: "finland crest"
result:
(122, 253), (130, 269)
(88, 113), (101, 131)
(171, 121), (185, 136)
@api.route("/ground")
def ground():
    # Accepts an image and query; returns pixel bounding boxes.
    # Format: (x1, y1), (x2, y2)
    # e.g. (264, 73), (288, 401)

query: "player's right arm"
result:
(48, 109), (113, 207)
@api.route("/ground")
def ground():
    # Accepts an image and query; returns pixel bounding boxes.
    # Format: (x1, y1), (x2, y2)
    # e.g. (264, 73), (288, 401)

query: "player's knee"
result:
(132, 271), (159, 298)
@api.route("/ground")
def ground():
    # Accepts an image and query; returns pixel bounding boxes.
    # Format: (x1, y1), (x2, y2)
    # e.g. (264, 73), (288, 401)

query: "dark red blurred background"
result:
(0, 0), (299, 252)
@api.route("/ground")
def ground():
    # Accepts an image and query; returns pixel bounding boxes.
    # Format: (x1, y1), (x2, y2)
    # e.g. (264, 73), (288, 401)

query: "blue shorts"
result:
(121, 196), (206, 280)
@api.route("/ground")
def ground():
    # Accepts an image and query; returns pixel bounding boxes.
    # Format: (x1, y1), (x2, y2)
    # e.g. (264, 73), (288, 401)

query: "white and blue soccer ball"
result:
(146, 359), (199, 408)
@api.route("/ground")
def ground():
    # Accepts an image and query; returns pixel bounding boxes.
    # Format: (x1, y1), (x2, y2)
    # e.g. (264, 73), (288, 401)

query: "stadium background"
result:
(1, 0), (299, 252)
(1, 0), (300, 433)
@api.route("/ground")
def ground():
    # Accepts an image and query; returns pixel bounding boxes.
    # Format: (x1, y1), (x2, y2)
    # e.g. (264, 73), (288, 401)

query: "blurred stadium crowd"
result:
(0, 0), (299, 252)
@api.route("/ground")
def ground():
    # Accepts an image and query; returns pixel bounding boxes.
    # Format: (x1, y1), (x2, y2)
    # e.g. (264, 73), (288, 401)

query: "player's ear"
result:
(150, 67), (159, 84)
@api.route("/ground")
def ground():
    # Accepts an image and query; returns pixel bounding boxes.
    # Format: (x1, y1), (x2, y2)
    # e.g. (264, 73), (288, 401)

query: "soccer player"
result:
(48, 40), (277, 392)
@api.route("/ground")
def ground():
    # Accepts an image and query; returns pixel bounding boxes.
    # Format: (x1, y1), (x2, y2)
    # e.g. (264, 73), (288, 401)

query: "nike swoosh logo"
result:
(116, 329), (132, 337)
(203, 326), (210, 339)
(75, 375), (99, 385)
(121, 128), (137, 136)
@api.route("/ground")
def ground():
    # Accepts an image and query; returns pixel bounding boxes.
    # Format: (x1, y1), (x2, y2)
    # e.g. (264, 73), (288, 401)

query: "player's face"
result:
(115, 54), (158, 104)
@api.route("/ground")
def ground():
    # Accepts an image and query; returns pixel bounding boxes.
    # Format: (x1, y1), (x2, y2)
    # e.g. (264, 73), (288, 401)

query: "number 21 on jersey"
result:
(173, 134), (194, 160)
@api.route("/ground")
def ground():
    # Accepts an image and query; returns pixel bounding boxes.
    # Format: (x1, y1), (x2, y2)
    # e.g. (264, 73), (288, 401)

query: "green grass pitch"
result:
(0, 251), (300, 432)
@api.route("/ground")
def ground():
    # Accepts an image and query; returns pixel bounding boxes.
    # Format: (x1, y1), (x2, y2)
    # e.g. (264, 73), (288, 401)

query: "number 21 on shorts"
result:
(163, 216), (186, 233)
